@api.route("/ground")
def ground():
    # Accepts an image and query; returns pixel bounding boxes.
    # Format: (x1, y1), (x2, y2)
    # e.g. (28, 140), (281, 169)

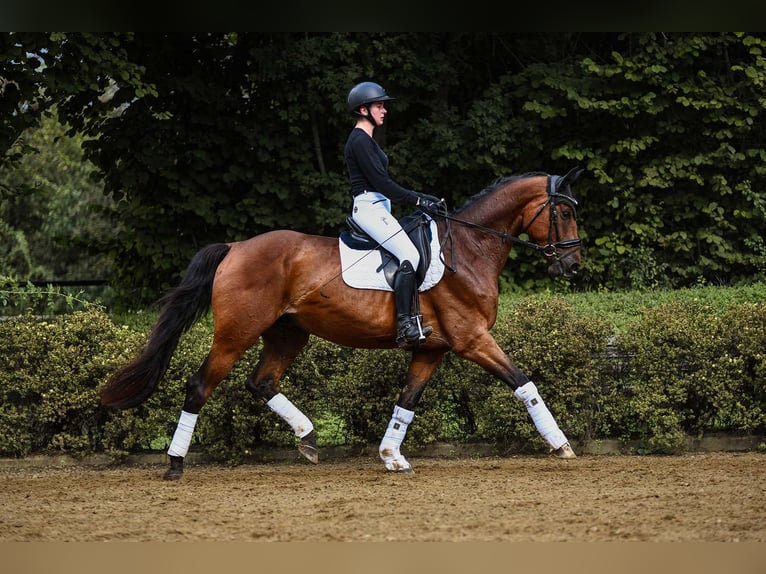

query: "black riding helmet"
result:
(347, 81), (395, 125)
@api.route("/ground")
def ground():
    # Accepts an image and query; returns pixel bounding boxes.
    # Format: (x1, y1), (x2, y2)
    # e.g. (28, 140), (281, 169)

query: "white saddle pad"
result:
(339, 220), (445, 292)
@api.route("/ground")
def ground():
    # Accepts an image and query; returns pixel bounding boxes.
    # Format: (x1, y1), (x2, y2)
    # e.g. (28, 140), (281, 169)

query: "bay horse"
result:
(100, 168), (584, 480)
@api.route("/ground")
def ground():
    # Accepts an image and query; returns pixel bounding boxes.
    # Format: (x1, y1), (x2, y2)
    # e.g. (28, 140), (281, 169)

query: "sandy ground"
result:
(1, 451), (764, 543)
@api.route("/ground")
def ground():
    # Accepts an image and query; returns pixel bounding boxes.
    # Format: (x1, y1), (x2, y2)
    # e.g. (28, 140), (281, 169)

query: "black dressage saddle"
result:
(340, 212), (433, 288)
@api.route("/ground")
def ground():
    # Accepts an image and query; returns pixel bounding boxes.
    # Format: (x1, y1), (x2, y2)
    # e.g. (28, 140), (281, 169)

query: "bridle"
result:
(520, 174), (581, 256)
(435, 174), (581, 272)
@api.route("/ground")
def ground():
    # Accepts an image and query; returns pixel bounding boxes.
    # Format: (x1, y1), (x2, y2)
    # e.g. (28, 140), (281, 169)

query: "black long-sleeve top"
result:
(344, 127), (420, 205)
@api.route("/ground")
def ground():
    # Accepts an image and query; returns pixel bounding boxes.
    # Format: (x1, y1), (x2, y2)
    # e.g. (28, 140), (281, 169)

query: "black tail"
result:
(100, 243), (231, 409)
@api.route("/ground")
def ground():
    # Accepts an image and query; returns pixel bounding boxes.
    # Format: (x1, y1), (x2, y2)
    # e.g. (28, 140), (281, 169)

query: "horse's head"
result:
(522, 167), (583, 279)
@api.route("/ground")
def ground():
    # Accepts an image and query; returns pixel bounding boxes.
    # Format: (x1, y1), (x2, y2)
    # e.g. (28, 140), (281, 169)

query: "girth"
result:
(340, 212), (433, 288)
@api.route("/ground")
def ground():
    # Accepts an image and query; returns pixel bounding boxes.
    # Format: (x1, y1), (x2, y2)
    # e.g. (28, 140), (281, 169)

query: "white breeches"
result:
(352, 192), (420, 270)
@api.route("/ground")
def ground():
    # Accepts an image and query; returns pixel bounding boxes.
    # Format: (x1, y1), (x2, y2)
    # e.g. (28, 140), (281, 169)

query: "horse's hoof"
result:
(387, 466), (415, 475)
(163, 468), (183, 481)
(297, 430), (319, 464)
(382, 457), (415, 474)
(551, 442), (577, 459)
(163, 455), (184, 480)
(297, 443), (319, 464)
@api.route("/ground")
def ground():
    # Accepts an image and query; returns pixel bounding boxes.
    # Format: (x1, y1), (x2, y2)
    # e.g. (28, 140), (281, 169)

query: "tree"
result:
(3, 33), (765, 308)
(0, 109), (117, 282)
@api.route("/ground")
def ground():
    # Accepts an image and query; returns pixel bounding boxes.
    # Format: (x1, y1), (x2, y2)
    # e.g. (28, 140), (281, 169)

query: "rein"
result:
(436, 175), (581, 271)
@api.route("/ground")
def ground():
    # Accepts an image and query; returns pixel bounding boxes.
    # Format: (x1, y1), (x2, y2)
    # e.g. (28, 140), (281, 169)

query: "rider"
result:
(344, 81), (442, 347)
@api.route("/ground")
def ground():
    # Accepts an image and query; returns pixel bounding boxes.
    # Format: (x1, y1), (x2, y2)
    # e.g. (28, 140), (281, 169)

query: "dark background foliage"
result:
(3, 33), (766, 309)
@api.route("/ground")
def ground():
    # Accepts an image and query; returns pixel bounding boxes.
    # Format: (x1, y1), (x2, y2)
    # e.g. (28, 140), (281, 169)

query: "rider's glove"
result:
(417, 194), (447, 218)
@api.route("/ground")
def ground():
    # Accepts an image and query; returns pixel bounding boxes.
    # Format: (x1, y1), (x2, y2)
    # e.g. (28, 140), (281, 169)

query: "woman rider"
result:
(344, 81), (443, 347)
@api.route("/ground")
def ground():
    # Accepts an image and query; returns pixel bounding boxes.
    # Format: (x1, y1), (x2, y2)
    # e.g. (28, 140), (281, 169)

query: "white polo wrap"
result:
(514, 381), (568, 450)
(267, 393), (314, 438)
(167, 410), (199, 458)
(379, 405), (415, 471)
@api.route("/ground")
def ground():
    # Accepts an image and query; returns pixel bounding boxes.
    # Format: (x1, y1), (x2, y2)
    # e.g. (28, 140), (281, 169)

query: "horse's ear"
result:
(564, 166), (584, 184)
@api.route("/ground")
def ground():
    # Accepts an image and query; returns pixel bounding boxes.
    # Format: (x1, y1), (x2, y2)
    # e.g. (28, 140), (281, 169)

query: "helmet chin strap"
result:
(361, 107), (379, 128)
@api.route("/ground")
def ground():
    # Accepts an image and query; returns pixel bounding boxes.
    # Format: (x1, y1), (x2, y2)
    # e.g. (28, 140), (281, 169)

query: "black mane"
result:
(453, 171), (548, 215)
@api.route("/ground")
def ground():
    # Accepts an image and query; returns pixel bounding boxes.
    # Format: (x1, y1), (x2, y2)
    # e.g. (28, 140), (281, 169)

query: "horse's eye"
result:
(561, 210), (572, 220)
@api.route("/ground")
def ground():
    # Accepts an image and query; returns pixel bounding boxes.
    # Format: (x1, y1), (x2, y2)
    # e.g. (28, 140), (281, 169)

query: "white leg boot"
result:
(379, 405), (415, 472)
(267, 393), (318, 464)
(515, 382), (576, 458)
(167, 410), (198, 458)
(267, 392), (314, 438)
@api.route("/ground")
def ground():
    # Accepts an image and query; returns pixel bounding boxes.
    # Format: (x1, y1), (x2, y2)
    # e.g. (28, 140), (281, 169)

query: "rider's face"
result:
(366, 101), (387, 126)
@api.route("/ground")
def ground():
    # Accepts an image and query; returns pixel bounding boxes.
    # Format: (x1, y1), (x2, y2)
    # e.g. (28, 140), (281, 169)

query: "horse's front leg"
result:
(379, 349), (446, 473)
(457, 333), (576, 459)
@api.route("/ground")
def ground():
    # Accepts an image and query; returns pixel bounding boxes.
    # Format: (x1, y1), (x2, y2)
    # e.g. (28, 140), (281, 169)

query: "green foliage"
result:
(0, 222), (44, 279)
(0, 276), (98, 315)
(4, 33), (766, 306)
(292, 340), (408, 448)
(1, 32), (153, 164)
(557, 282), (766, 335)
(615, 300), (766, 453)
(100, 320), (210, 459)
(0, 110), (118, 302)
(555, 33), (766, 290)
(0, 286), (764, 462)
(4, 30), (766, 460)
(0, 309), (141, 457)
(468, 296), (612, 450)
(195, 342), (296, 464)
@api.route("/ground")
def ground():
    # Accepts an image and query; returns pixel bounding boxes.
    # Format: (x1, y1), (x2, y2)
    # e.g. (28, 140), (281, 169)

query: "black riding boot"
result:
(393, 260), (432, 347)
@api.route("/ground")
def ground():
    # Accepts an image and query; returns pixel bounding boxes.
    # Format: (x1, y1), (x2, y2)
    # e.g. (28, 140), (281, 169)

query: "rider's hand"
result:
(418, 193), (441, 205)
(418, 194), (447, 218)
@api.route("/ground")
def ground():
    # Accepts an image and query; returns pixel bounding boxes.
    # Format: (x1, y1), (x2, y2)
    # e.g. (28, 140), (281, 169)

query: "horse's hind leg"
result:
(244, 316), (317, 463)
(164, 342), (247, 481)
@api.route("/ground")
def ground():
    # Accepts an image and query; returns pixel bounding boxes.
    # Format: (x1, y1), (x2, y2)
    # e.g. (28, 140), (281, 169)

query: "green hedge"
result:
(1, 290), (765, 461)
(0, 309), (143, 457)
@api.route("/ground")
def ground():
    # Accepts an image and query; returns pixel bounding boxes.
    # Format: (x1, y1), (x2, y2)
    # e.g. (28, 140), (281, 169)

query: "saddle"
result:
(340, 212), (433, 288)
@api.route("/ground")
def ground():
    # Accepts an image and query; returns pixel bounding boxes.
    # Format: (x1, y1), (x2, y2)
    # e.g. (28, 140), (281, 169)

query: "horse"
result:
(100, 168), (584, 480)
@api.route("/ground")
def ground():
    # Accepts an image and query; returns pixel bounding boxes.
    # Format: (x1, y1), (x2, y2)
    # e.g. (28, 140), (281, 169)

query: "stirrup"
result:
(415, 315), (433, 340)
(396, 316), (432, 347)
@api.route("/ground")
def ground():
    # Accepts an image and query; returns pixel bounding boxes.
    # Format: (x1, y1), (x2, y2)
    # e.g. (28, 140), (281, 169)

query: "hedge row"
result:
(1, 295), (765, 462)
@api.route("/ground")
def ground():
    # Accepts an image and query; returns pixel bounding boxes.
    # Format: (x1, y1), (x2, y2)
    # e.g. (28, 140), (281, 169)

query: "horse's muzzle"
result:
(548, 251), (580, 279)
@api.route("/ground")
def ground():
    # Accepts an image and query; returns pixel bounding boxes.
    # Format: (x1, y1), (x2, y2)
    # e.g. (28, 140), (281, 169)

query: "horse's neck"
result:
(452, 180), (538, 270)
